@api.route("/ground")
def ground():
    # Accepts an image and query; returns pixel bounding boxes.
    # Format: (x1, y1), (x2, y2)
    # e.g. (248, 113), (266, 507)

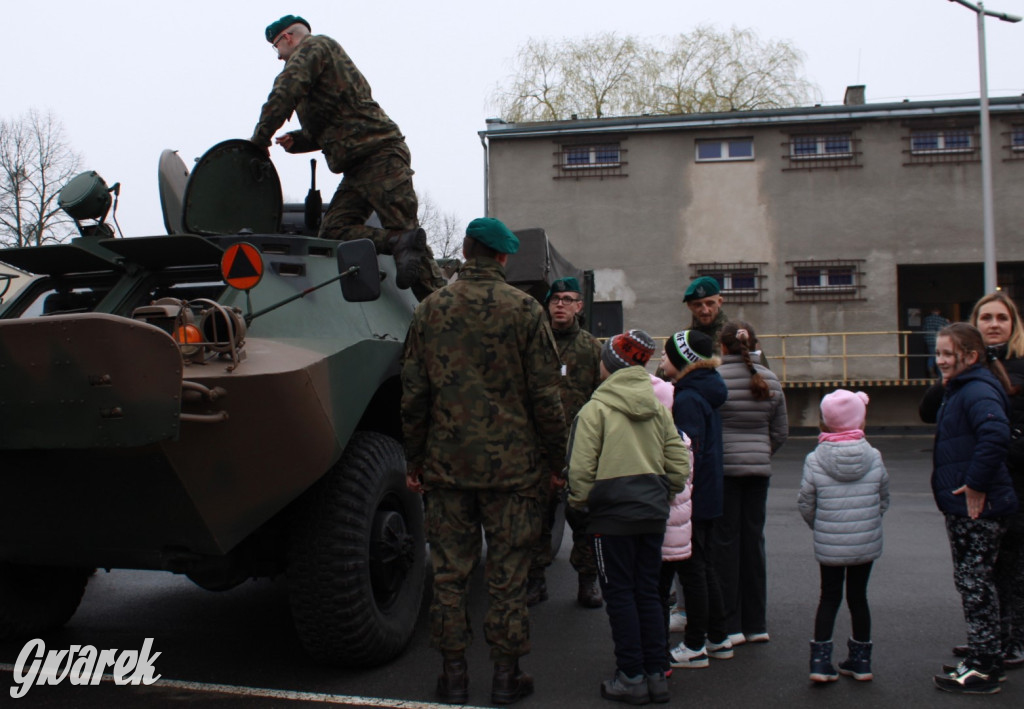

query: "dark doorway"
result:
(898, 262), (1024, 378)
(591, 301), (623, 339)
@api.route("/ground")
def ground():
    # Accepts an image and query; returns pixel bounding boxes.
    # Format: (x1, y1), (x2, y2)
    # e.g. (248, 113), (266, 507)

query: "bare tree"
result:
(493, 26), (820, 122)
(417, 192), (463, 262)
(493, 38), (571, 123)
(0, 109), (82, 248)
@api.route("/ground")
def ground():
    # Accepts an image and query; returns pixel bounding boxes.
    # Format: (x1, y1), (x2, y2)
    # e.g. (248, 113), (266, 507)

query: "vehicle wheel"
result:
(0, 563), (92, 640)
(288, 431), (425, 667)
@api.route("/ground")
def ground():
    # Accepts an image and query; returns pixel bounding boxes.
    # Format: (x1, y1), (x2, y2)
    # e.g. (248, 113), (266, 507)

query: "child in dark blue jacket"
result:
(658, 330), (732, 669)
(931, 323), (1019, 695)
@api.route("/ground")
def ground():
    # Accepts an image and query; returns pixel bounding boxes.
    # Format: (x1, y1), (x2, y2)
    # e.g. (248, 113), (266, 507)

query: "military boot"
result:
(387, 227), (427, 290)
(577, 574), (603, 608)
(436, 656), (469, 704)
(526, 575), (548, 607)
(491, 659), (534, 705)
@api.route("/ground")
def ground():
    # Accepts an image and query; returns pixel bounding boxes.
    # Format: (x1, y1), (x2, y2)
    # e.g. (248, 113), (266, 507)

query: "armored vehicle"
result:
(0, 140), (424, 667)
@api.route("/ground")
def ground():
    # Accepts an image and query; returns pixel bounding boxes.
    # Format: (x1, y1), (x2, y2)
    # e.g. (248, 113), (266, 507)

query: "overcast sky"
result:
(6, 0), (1023, 238)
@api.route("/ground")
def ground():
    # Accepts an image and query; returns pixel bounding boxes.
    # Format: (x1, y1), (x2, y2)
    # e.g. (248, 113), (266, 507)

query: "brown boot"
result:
(491, 660), (533, 705)
(577, 574), (603, 608)
(387, 227), (427, 290)
(436, 656), (469, 704)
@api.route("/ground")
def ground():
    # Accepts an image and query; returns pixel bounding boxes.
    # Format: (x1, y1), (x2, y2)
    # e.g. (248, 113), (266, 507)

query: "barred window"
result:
(786, 259), (865, 302)
(903, 124), (978, 165)
(791, 134), (852, 159)
(554, 142), (627, 179)
(911, 129), (972, 154)
(690, 263), (768, 304)
(782, 131), (860, 170)
(1006, 125), (1024, 160)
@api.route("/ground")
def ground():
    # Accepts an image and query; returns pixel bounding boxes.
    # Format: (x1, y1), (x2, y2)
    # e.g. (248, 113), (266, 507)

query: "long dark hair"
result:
(720, 320), (772, 401)
(939, 322), (1015, 394)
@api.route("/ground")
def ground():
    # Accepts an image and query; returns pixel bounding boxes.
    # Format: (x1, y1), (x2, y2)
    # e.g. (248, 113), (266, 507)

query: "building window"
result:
(1005, 125), (1024, 160)
(690, 262), (768, 304)
(791, 134), (852, 159)
(903, 124), (978, 165)
(786, 259), (865, 302)
(910, 129), (972, 154)
(554, 142), (627, 179)
(782, 131), (860, 170)
(696, 138), (754, 162)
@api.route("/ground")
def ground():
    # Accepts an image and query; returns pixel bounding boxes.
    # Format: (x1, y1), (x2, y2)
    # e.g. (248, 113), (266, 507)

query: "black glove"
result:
(565, 504), (590, 534)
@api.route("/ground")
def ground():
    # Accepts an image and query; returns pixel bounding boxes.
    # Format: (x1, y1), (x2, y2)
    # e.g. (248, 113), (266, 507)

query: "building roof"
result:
(480, 95), (1024, 140)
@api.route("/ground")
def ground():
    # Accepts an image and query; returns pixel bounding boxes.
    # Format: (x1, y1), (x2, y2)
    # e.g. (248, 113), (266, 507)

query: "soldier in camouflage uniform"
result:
(251, 15), (445, 299)
(401, 217), (566, 706)
(527, 277), (604, 609)
(683, 276), (770, 369)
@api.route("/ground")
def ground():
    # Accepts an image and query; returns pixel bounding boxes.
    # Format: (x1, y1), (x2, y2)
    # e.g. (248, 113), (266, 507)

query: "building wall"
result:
(485, 104), (1024, 380)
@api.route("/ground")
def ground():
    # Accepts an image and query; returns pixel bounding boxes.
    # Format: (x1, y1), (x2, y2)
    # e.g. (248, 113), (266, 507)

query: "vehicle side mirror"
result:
(337, 239), (381, 302)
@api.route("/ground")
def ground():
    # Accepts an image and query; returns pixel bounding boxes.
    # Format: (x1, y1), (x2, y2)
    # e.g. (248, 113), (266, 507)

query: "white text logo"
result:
(10, 638), (162, 699)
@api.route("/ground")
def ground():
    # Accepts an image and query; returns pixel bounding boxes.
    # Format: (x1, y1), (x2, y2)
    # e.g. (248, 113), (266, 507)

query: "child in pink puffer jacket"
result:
(651, 374), (694, 672)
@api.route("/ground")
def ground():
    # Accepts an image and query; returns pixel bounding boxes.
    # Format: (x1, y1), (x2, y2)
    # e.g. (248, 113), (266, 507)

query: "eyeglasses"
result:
(272, 33), (290, 50)
(549, 296), (581, 305)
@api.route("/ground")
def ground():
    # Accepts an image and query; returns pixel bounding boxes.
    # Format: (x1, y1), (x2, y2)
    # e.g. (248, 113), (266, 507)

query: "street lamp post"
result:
(948, 0), (1021, 294)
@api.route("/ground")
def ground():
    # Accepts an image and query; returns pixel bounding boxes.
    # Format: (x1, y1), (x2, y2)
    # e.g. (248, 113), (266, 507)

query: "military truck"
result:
(0, 140), (424, 667)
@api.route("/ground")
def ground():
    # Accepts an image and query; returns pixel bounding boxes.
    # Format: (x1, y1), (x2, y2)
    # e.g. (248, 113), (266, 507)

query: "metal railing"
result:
(641, 330), (934, 387)
(756, 330), (929, 385)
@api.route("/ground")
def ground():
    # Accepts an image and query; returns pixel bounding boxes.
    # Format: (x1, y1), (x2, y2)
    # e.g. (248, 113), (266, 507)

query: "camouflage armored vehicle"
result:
(0, 140), (424, 667)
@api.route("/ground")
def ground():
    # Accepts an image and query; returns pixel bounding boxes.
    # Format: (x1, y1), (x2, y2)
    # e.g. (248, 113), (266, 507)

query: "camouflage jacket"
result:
(250, 34), (405, 174)
(401, 258), (567, 491)
(552, 319), (602, 425)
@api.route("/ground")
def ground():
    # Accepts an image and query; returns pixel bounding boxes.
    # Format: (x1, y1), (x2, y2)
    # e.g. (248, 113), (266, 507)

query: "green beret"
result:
(266, 15), (310, 43)
(545, 277), (582, 303)
(465, 217), (520, 254)
(683, 275), (721, 302)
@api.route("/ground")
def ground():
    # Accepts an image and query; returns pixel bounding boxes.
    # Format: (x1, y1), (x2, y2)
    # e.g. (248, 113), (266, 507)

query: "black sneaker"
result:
(941, 660), (1006, 683)
(600, 671), (649, 705)
(645, 671), (669, 704)
(1004, 642), (1024, 669)
(934, 663), (1001, 694)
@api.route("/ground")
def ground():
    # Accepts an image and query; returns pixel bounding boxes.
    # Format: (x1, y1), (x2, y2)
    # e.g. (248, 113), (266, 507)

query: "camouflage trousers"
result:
(425, 488), (541, 661)
(945, 513), (1007, 662)
(995, 509), (1024, 650)
(319, 141), (445, 298)
(529, 489), (596, 579)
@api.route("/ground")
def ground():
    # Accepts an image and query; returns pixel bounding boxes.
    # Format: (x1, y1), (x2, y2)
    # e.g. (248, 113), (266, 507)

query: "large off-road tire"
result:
(0, 563), (92, 640)
(288, 431), (425, 667)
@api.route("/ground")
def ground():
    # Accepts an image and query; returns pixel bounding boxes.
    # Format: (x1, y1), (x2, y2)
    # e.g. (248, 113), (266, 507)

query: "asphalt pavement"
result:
(1, 434), (1022, 707)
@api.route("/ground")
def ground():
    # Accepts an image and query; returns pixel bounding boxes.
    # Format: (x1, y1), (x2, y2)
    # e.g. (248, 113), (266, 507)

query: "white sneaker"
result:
(670, 642), (709, 669)
(669, 609), (687, 633)
(706, 637), (734, 660)
(745, 632), (771, 643)
(727, 632), (746, 647)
